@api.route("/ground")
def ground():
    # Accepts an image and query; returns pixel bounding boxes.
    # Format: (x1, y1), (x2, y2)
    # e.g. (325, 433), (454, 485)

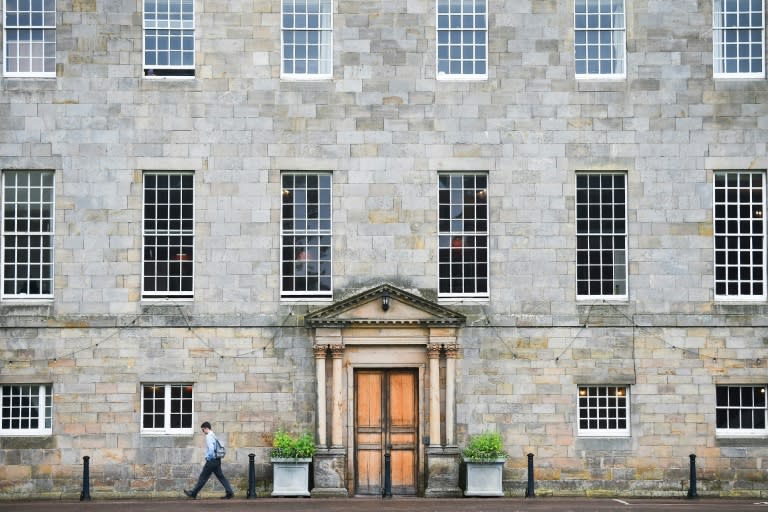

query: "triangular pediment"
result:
(303, 284), (465, 328)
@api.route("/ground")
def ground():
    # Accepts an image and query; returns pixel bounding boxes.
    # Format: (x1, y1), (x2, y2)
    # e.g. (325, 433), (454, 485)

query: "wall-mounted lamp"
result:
(381, 291), (390, 312)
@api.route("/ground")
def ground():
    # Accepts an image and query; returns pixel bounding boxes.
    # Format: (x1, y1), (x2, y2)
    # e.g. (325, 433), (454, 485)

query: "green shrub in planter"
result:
(462, 431), (507, 462)
(270, 430), (316, 460)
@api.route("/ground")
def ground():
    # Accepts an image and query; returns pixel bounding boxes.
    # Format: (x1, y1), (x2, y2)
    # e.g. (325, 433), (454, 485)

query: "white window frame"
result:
(437, 172), (489, 299)
(1, 170), (55, 300)
(280, 172), (333, 299)
(713, 0), (765, 79)
(142, 0), (195, 78)
(574, 0), (626, 79)
(575, 172), (628, 300)
(141, 383), (194, 435)
(3, 0), (56, 77)
(577, 385), (630, 437)
(716, 385), (767, 437)
(713, 170), (766, 301)
(436, 0), (488, 80)
(1, 384), (53, 436)
(142, 171), (195, 300)
(281, 0), (333, 79)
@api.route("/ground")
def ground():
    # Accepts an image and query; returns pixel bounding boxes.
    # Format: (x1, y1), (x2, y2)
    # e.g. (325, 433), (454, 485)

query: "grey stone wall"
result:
(1, 0), (768, 499)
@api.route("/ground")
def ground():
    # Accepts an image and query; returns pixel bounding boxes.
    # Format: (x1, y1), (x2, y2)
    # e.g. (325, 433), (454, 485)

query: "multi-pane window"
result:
(281, 173), (332, 298)
(281, 0), (332, 77)
(576, 172), (627, 299)
(143, 0), (195, 77)
(713, 0), (764, 78)
(142, 172), (194, 299)
(436, 0), (487, 79)
(1, 384), (52, 436)
(3, 0), (56, 77)
(2, 170), (55, 299)
(141, 383), (193, 434)
(577, 386), (629, 437)
(438, 173), (488, 298)
(574, 0), (626, 78)
(716, 385), (767, 436)
(713, 171), (765, 300)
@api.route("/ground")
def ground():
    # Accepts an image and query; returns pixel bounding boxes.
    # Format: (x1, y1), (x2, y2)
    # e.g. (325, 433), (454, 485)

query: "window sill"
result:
(575, 297), (629, 303)
(576, 433), (631, 438)
(715, 436), (768, 446)
(141, 297), (194, 303)
(713, 74), (766, 81)
(0, 432), (53, 437)
(437, 296), (490, 305)
(280, 74), (333, 81)
(436, 74), (488, 82)
(280, 296), (334, 303)
(140, 432), (194, 437)
(0, 298), (54, 304)
(575, 74), (626, 81)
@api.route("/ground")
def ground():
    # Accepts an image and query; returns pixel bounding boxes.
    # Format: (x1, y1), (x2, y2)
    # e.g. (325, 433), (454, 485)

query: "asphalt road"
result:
(0, 497), (766, 512)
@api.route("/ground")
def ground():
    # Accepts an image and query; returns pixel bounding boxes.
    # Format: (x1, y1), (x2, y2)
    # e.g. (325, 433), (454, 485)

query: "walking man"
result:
(184, 421), (234, 499)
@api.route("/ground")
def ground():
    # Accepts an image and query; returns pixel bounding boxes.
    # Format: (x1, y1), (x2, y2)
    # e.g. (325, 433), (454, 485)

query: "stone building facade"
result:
(1, 0), (768, 500)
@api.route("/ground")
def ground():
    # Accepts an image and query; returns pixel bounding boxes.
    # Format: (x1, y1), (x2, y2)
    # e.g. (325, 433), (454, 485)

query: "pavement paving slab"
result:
(0, 497), (765, 512)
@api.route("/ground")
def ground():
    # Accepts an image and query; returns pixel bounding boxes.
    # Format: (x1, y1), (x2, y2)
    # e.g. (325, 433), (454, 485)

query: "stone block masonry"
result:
(1, 0), (768, 499)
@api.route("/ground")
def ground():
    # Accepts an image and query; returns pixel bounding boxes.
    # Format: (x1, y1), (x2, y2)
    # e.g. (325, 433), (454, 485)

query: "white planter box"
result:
(271, 458), (312, 497)
(463, 458), (506, 497)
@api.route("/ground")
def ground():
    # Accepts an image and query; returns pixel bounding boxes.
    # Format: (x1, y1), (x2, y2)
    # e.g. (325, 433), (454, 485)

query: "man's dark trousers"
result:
(189, 458), (233, 497)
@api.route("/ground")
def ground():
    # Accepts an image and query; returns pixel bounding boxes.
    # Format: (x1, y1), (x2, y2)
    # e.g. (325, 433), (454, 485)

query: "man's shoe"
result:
(183, 489), (196, 499)
(221, 493), (234, 499)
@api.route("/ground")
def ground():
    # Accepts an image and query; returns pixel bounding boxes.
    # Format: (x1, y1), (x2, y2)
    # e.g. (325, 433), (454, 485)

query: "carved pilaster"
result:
(329, 344), (344, 448)
(314, 345), (329, 448)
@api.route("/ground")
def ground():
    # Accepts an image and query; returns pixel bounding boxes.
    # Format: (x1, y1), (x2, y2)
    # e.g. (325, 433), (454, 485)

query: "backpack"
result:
(214, 438), (227, 459)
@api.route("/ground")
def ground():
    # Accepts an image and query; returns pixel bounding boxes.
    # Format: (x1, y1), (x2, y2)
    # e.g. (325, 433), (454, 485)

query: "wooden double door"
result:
(354, 369), (418, 496)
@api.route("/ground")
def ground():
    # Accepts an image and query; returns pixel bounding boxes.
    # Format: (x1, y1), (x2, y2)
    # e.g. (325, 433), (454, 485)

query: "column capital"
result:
(444, 344), (459, 359)
(329, 344), (344, 358)
(314, 345), (329, 358)
(426, 343), (442, 358)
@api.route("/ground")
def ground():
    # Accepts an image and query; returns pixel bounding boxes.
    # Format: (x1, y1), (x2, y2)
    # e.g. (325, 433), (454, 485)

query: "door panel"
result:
(354, 370), (418, 496)
(355, 372), (383, 494)
(388, 372), (417, 493)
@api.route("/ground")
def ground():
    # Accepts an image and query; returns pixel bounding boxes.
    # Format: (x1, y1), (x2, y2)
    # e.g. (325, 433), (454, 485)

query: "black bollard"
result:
(247, 453), (257, 499)
(687, 454), (698, 498)
(382, 445), (392, 499)
(80, 456), (91, 501)
(525, 453), (535, 498)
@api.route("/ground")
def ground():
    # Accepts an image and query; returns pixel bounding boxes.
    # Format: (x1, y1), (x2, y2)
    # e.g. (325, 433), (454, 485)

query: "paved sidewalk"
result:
(0, 497), (765, 512)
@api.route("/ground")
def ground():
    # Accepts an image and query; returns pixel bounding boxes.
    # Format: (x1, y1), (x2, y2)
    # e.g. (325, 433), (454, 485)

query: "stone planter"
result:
(463, 457), (506, 497)
(271, 458), (312, 497)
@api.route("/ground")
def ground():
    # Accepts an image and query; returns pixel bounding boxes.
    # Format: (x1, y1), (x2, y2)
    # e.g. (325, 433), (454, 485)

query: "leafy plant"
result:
(270, 430), (316, 459)
(462, 431), (507, 462)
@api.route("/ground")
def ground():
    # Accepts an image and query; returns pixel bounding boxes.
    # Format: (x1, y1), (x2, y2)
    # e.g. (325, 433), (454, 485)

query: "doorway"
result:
(354, 369), (418, 496)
